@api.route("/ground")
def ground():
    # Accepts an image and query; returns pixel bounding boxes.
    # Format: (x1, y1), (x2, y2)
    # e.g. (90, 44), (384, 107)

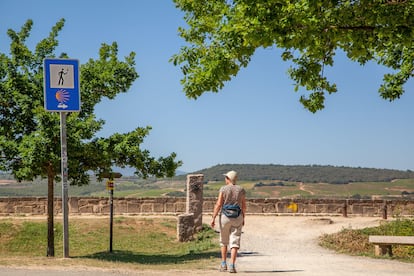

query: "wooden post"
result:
(100, 172), (122, 253)
(382, 201), (388, 220)
(342, 201), (348, 217)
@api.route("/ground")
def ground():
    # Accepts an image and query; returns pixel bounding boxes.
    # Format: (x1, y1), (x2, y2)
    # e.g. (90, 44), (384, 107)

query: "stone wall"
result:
(1, 197), (414, 217)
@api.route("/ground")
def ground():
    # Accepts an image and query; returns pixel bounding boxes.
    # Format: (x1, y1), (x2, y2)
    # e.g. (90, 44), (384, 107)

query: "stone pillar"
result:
(177, 213), (194, 242)
(186, 174), (204, 232)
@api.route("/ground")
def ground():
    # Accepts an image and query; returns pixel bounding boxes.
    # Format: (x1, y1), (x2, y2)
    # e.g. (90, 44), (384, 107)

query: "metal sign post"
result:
(60, 112), (69, 257)
(44, 58), (80, 258)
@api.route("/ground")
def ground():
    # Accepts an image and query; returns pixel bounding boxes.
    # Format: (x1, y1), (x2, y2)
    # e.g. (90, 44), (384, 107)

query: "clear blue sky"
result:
(1, 0), (413, 174)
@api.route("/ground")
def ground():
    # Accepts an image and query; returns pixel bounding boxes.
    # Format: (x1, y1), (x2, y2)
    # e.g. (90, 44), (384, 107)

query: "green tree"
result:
(0, 19), (182, 256)
(171, 0), (414, 113)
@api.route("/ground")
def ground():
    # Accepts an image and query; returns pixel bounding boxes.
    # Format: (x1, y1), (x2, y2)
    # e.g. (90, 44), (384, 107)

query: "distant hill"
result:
(180, 164), (414, 184)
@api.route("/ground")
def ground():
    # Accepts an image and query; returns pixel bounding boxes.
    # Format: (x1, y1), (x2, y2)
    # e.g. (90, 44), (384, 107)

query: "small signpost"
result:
(44, 58), (80, 258)
(101, 172), (122, 253)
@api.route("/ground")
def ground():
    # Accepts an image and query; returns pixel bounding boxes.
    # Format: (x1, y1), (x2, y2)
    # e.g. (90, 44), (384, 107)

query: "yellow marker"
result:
(287, 202), (298, 213)
(106, 180), (114, 190)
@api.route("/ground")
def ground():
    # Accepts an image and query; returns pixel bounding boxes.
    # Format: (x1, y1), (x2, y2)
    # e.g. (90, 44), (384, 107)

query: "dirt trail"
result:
(298, 182), (315, 195)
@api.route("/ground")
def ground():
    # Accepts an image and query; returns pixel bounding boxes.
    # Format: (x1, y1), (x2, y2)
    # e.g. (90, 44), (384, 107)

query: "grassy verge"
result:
(319, 218), (414, 262)
(0, 216), (219, 271)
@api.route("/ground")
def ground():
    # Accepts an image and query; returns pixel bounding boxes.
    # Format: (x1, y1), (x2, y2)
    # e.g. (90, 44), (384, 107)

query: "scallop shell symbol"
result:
(56, 89), (70, 109)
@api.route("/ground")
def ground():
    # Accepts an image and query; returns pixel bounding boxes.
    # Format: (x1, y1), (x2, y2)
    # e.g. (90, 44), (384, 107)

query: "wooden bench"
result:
(368, 235), (414, 256)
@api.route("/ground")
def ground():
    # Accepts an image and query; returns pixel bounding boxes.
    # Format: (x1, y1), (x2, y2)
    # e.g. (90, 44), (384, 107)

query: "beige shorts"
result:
(219, 214), (244, 248)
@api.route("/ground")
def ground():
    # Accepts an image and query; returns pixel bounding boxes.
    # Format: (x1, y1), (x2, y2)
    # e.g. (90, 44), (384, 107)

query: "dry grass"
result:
(319, 218), (414, 261)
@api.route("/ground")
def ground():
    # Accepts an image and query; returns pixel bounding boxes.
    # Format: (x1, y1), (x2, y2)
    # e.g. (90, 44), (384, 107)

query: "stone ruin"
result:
(177, 174), (204, 242)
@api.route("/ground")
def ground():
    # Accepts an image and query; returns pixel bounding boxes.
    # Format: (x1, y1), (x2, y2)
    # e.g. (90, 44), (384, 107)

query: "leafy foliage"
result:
(0, 19), (182, 185)
(172, 0), (414, 112)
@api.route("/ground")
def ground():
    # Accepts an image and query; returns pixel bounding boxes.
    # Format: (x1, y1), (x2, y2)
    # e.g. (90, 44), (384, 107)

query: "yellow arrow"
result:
(287, 202), (298, 213)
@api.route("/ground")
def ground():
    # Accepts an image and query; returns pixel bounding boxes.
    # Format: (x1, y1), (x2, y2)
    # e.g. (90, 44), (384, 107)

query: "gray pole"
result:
(109, 184), (114, 253)
(60, 112), (69, 258)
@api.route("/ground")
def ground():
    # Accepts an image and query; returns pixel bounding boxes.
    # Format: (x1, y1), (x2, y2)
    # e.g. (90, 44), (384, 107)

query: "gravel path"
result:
(1, 215), (414, 275)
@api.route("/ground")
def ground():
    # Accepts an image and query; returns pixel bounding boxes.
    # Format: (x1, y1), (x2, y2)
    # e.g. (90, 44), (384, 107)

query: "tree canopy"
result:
(0, 19), (182, 184)
(171, 0), (414, 112)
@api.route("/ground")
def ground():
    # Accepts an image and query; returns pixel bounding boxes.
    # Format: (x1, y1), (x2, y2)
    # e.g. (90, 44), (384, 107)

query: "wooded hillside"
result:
(188, 164), (414, 184)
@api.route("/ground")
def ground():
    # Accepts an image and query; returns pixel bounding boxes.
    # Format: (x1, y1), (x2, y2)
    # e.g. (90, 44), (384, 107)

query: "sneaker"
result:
(229, 264), (237, 273)
(219, 261), (227, 272)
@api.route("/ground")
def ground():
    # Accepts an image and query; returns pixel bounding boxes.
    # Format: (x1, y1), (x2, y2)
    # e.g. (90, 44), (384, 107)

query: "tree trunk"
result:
(46, 171), (54, 257)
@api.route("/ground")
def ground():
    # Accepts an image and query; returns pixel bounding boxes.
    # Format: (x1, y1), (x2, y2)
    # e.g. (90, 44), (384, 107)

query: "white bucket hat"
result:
(223, 170), (238, 183)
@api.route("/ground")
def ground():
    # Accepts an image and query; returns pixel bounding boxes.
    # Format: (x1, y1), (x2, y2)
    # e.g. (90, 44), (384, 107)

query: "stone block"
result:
(302, 204), (316, 213)
(101, 204), (110, 214)
(315, 204), (340, 214)
(153, 203), (165, 213)
(32, 205), (45, 215)
(363, 207), (377, 216)
(141, 203), (153, 213)
(15, 206), (32, 213)
(263, 203), (276, 213)
(165, 203), (176, 213)
(248, 203), (263, 213)
(127, 203), (141, 213)
(69, 197), (79, 213)
(177, 213), (194, 242)
(79, 205), (94, 213)
(114, 202), (128, 214)
(175, 202), (186, 213)
(93, 205), (101, 213)
(203, 200), (215, 212)
(0, 202), (14, 213)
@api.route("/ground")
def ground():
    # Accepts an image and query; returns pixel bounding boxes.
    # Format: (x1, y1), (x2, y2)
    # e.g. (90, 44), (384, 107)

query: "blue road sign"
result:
(44, 58), (80, 112)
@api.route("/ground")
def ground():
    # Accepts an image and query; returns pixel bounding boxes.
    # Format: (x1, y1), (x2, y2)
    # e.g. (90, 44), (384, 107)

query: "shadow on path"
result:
(243, 270), (304, 273)
(76, 250), (217, 265)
